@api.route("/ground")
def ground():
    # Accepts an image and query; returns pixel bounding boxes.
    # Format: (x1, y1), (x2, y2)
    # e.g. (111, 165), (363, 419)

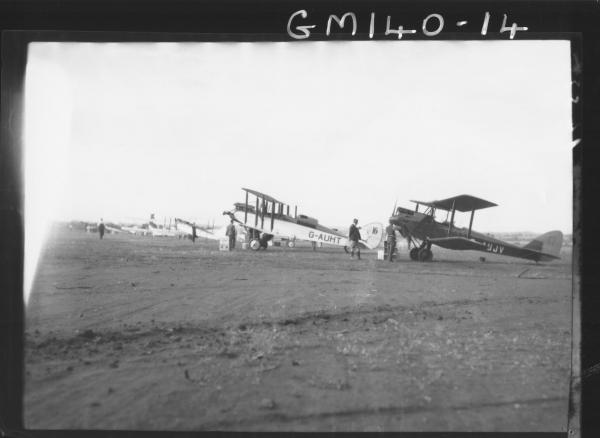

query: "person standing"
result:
(98, 219), (106, 240)
(191, 223), (197, 243)
(385, 220), (398, 262)
(348, 218), (362, 260)
(226, 220), (237, 250)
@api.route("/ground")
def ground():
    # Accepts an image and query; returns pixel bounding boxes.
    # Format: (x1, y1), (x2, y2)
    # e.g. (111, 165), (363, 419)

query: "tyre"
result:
(287, 240), (295, 248)
(418, 248), (433, 262)
(409, 247), (420, 261)
(249, 239), (261, 251)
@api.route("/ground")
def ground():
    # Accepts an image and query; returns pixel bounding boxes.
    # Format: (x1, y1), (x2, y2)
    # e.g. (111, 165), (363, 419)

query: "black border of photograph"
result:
(0, 1), (598, 437)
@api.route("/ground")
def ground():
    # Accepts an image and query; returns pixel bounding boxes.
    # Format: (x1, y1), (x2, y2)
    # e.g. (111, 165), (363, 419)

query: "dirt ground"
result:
(24, 228), (573, 431)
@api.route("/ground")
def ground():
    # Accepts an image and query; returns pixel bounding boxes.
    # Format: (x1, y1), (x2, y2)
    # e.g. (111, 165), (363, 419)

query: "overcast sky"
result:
(25, 41), (573, 235)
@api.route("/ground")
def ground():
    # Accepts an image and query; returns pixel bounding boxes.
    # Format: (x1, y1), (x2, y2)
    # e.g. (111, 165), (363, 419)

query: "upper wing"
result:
(242, 188), (282, 204)
(410, 195), (497, 212)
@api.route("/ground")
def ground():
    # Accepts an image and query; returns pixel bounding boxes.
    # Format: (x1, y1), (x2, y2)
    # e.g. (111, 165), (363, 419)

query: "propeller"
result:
(391, 199), (397, 217)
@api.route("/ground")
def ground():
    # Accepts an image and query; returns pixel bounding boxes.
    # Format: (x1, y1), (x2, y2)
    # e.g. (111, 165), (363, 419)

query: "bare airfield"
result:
(25, 227), (573, 431)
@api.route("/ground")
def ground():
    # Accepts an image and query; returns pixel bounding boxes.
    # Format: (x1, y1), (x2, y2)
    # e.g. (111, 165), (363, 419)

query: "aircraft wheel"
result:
(287, 240), (295, 248)
(409, 248), (420, 261)
(418, 248), (433, 262)
(249, 239), (261, 251)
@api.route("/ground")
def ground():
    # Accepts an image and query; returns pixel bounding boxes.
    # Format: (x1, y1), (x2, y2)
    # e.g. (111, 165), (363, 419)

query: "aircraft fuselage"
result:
(390, 208), (557, 262)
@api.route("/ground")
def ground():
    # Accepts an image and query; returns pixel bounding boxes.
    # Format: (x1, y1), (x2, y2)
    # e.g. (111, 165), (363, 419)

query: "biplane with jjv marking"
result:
(389, 195), (563, 262)
(223, 188), (383, 251)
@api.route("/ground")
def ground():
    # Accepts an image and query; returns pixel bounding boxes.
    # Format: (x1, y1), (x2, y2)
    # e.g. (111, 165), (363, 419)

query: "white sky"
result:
(25, 41), (573, 235)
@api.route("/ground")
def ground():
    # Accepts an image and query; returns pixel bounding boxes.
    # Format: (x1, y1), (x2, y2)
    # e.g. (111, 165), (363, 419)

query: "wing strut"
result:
(244, 190), (248, 224)
(270, 201), (275, 231)
(468, 210), (475, 239)
(448, 200), (456, 236)
(255, 197), (259, 227)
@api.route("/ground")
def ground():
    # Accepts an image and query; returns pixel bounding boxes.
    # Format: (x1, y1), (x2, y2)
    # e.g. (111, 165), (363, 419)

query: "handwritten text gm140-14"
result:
(287, 11), (528, 40)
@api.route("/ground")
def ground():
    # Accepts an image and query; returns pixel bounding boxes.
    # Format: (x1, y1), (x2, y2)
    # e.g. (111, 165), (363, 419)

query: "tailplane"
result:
(523, 230), (563, 260)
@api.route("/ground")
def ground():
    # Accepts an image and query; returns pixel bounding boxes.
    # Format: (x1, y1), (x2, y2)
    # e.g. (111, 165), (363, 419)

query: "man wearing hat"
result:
(348, 218), (362, 260)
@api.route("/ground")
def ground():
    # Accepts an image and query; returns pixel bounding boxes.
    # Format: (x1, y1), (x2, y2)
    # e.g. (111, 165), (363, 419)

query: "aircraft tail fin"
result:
(523, 230), (563, 259)
(361, 222), (384, 250)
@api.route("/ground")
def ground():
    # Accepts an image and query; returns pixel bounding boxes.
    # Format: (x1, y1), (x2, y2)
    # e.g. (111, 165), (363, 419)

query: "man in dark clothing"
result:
(348, 218), (362, 259)
(191, 223), (197, 243)
(226, 220), (237, 250)
(98, 219), (105, 240)
(385, 220), (398, 262)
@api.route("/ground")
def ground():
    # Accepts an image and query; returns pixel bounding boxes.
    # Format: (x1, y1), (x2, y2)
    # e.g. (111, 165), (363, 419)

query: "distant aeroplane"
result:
(85, 222), (123, 234)
(174, 218), (220, 240)
(223, 188), (383, 251)
(120, 214), (180, 237)
(121, 223), (150, 235)
(146, 214), (180, 237)
(389, 194), (563, 262)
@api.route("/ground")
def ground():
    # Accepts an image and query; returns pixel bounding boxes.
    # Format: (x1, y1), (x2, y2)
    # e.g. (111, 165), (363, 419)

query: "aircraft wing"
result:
(428, 236), (487, 251)
(411, 195), (497, 212)
(174, 218), (217, 238)
(242, 188), (282, 204)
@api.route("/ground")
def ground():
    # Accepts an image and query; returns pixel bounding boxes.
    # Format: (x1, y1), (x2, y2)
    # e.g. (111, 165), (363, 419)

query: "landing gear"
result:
(408, 238), (433, 262)
(259, 233), (273, 249)
(287, 240), (295, 248)
(249, 239), (261, 251)
(409, 247), (420, 261)
(418, 248), (433, 262)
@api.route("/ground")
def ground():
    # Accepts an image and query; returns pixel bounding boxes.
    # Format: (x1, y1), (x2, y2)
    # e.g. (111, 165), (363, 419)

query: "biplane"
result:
(146, 214), (181, 237)
(85, 222), (123, 235)
(223, 188), (383, 251)
(389, 194), (563, 262)
(174, 218), (219, 240)
(121, 223), (150, 235)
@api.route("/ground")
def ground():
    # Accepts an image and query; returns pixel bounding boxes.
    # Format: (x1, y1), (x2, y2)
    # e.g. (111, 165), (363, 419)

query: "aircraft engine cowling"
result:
(397, 224), (408, 238)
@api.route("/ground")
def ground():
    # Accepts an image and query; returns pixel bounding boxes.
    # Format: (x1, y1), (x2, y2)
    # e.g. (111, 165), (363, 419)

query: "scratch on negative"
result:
(517, 268), (530, 278)
(582, 362), (600, 379)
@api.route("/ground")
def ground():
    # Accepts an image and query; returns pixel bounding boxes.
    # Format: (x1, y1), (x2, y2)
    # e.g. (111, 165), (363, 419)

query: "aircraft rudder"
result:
(362, 222), (384, 249)
(524, 230), (563, 258)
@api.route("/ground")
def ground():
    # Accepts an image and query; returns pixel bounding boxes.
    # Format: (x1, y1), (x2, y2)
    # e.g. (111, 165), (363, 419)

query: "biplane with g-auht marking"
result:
(389, 194), (563, 262)
(223, 188), (383, 251)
